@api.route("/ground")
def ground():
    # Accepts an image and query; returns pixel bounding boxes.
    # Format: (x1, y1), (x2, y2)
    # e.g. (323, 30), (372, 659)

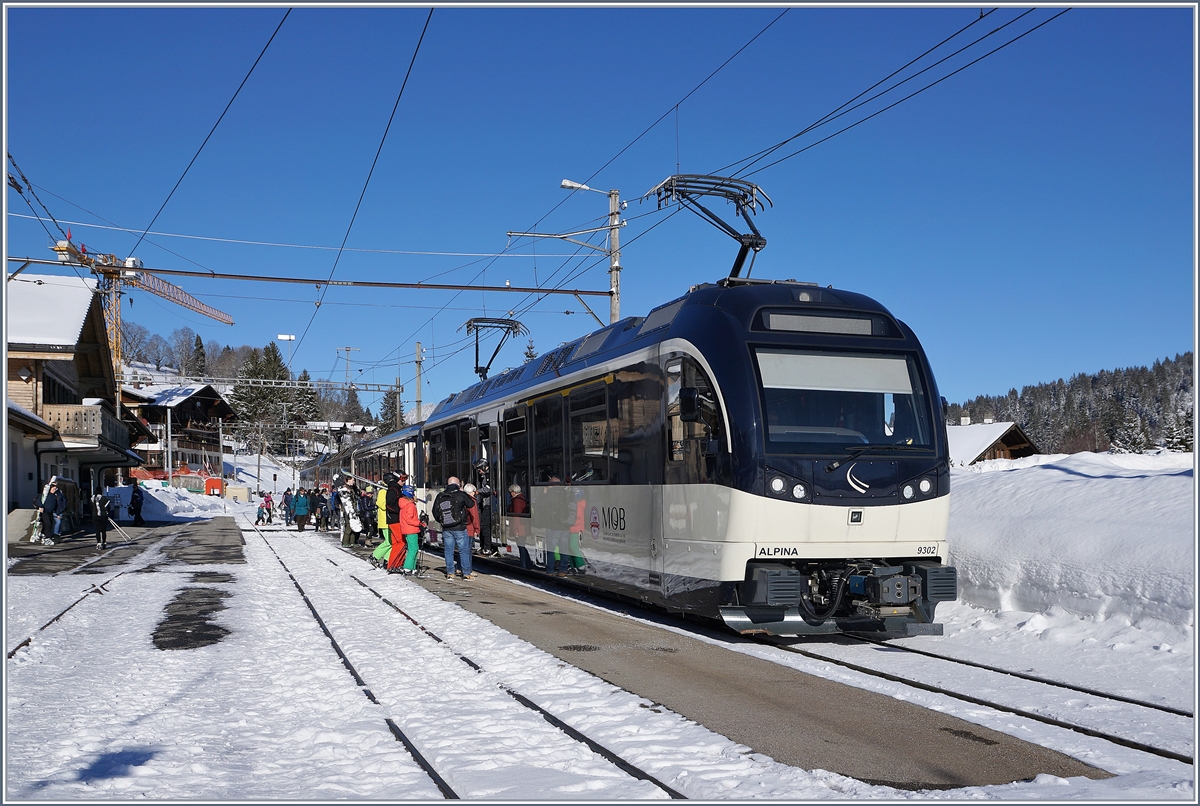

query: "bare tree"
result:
(169, 327), (197, 375)
(144, 335), (170, 371)
(120, 320), (151, 365)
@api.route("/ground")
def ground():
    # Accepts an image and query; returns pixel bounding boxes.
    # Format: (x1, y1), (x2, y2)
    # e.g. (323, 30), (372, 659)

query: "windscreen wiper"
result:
(824, 441), (923, 473)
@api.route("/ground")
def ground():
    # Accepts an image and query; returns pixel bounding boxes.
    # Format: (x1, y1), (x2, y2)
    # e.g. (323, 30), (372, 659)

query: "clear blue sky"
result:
(5, 5), (1194, 414)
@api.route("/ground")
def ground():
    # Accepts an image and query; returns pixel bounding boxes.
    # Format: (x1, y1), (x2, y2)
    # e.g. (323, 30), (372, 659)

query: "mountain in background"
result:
(946, 352), (1193, 454)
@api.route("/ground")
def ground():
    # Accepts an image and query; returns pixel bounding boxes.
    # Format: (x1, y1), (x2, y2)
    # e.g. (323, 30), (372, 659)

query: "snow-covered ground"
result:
(4, 452), (1194, 799)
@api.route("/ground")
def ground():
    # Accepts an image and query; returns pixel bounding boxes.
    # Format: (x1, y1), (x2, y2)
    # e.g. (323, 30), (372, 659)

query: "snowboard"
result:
(31, 480), (55, 544)
(337, 487), (364, 534)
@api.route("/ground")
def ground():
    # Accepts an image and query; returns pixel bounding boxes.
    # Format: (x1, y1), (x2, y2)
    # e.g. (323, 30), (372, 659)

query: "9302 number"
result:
(916, 545), (938, 556)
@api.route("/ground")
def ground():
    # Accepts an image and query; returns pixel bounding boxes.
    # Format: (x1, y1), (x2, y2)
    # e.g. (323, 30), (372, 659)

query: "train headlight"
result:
(902, 484), (915, 500)
(919, 477), (933, 495)
(769, 476), (786, 494)
(792, 483), (807, 500)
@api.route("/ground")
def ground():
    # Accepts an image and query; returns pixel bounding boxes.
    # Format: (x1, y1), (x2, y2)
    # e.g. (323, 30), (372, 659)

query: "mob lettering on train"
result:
(601, 506), (626, 531)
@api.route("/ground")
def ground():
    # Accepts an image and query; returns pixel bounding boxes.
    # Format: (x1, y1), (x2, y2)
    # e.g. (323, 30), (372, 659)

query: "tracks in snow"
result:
(244, 518), (684, 800)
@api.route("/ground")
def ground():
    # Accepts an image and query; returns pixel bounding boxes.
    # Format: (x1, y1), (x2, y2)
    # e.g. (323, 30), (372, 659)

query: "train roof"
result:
(425, 277), (906, 426)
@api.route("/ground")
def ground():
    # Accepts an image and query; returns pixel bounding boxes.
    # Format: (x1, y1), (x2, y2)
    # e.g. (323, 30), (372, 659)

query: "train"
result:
(302, 276), (958, 637)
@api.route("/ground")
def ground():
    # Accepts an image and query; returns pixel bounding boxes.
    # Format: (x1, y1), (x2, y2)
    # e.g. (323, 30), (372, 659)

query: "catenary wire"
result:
(292, 9), (434, 362)
(6, 154), (91, 286)
(718, 7), (1002, 176)
(128, 9), (291, 257)
(10, 212), (582, 258)
(417, 9), (790, 372)
(739, 9), (1071, 179)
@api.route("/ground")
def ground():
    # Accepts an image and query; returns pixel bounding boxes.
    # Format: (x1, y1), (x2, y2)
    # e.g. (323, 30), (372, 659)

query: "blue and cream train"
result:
(302, 277), (958, 636)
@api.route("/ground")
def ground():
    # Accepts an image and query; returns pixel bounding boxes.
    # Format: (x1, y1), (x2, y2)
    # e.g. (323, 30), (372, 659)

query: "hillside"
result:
(946, 352), (1193, 453)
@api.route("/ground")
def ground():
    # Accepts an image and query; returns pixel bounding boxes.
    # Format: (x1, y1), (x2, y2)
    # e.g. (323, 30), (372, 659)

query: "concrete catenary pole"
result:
(415, 342), (423, 423)
(608, 188), (622, 323)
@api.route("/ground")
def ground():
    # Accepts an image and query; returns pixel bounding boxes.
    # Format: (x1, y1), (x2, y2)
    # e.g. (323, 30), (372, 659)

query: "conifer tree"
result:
(294, 369), (321, 424)
(344, 387), (367, 425)
(1110, 409), (1149, 454)
(378, 388), (406, 435)
(193, 334), (206, 376)
(524, 338), (538, 361)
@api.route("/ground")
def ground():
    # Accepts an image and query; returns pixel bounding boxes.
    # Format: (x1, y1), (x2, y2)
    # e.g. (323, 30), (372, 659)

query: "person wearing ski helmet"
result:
(384, 472), (419, 574)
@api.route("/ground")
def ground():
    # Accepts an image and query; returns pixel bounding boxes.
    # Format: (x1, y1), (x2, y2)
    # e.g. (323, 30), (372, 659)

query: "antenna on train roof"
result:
(644, 174), (772, 280)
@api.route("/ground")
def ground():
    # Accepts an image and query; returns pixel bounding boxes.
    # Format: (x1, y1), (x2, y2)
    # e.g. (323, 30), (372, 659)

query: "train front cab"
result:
(708, 291), (959, 637)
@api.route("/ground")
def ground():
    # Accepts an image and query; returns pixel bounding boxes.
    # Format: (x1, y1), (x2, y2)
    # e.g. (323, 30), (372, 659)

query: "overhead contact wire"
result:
(721, 7), (1002, 176)
(292, 8), (434, 363)
(128, 8), (292, 257)
(741, 9), (1072, 178)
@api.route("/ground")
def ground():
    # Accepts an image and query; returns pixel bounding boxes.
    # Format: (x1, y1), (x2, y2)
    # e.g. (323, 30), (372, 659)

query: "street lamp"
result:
(507, 180), (625, 323)
(278, 334), (296, 370)
(560, 179), (623, 324)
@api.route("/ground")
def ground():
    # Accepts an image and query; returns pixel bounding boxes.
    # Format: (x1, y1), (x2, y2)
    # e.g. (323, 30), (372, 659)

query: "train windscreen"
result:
(755, 349), (933, 453)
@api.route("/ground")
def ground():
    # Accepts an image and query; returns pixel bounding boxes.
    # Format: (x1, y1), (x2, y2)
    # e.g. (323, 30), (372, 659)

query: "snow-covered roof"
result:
(6, 273), (98, 347)
(150, 385), (211, 407)
(946, 422), (1020, 466)
(7, 399), (52, 430)
(305, 421), (377, 433)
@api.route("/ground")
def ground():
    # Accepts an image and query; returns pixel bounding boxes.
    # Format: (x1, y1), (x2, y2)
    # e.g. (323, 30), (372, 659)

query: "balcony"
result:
(41, 404), (130, 452)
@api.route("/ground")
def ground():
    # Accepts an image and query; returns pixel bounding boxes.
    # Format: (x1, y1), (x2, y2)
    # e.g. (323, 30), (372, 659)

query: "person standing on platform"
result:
(129, 481), (146, 527)
(433, 477), (474, 580)
(91, 490), (112, 548)
(293, 488), (311, 531)
(462, 483), (481, 556)
(375, 479), (390, 547)
(509, 484), (532, 569)
(282, 488), (294, 526)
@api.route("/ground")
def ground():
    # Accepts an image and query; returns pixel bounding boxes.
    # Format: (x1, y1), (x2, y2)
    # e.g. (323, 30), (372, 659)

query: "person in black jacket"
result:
(129, 481), (146, 527)
(37, 479), (61, 544)
(91, 491), (112, 548)
(433, 477), (475, 580)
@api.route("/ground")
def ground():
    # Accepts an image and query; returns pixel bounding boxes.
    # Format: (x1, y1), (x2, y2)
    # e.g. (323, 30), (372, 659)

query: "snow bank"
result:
(105, 484), (254, 523)
(948, 452), (1195, 628)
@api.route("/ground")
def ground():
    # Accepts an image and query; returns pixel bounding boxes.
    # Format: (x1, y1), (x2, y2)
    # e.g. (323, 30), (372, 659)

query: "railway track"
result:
(756, 635), (1193, 766)
(5, 526), (187, 660)
(244, 518), (685, 800)
(462, 552), (1195, 769)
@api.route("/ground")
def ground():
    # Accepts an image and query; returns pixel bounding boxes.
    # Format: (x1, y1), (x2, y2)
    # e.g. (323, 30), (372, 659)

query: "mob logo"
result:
(590, 506), (600, 539)
(601, 506), (625, 531)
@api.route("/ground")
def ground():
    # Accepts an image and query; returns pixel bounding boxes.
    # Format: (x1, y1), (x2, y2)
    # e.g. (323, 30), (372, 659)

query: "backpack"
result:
(433, 489), (467, 527)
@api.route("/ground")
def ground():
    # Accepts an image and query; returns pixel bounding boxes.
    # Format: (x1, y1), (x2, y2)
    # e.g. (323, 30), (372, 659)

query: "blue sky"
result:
(5, 5), (1194, 414)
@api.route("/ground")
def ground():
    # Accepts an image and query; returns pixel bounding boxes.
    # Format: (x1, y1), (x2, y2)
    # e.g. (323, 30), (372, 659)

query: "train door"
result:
(483, 421), (502, 549)
(662, 353), (729, 603)
(501, 406), (532, 563)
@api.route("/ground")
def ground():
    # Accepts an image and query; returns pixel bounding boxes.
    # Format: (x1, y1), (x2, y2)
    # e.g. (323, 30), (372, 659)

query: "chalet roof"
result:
(137, 384), (236, 418)
(7, 399), (55, 436)
(305, 421), (377, 433)
(6, 273), (98, 347)
(946, 421), (1039, 466)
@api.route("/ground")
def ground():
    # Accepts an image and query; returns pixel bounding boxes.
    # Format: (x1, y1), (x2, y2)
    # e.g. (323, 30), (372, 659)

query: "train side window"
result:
(569, 383), (608, 483)
(428, 430), (444, 487)
(533, 395), (564, 483)
(610, 363), (665, 485)
(460, 422), (474, 482)
(666, 356), (726, 485)
(446, 424), (463, 483)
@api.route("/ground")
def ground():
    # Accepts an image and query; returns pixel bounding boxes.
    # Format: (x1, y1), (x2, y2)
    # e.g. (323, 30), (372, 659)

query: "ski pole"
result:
(107, 516), (135, 545)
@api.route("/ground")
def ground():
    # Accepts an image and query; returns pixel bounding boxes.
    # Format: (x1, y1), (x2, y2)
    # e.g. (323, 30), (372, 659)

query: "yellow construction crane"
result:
(49, 237), (233, 394)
